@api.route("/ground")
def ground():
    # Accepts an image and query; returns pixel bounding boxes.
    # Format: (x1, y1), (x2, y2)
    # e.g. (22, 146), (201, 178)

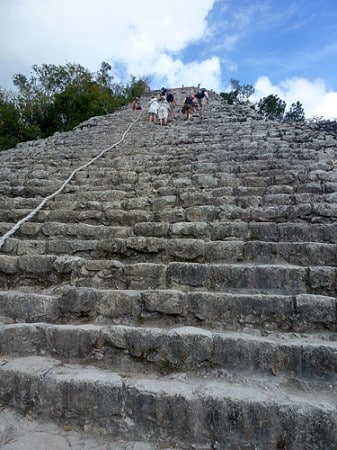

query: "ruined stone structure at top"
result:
(0, 87), (337, 449)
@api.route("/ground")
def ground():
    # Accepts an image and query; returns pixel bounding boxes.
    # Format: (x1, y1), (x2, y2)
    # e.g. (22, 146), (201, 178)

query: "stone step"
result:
(134, 220), (337, 243)
(41, 208), (155, 226)
(0, 208), (154, 226)
(1, 287), (336, 333)
(4, 150), (332, 183)
(0, 255), (166, 290)
(2, 237), (337, 268)
(46, 165), (333, 192)
(1, 87), (337, 449)
(4, 219), (337, 245)
(1, 323), (337, 382)
(1, 170), (334, 204)
(44, 190), (335, 212)
(0, 406), (165, 450)
(4, 189), (333, 220)
(1, 255), (336, 295)
(167, 262), (337, 296)
(84, 155), (315, 173)
(0, 290), (60, 325)
(0, 355), (335, 449)
(2, 199), (337, 227)
(0, 222), (133, 243)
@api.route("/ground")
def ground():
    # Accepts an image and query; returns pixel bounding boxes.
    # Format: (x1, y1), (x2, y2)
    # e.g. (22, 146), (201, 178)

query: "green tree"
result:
(284, 101), (305, 122)
(257, 94), (286, 121)
(51, 80), (122, 131)
(7, 62), (149, 141)
(125, 76), (149, 100)
(12, 63), (95, 134)
(13, 62), (93, 97)
(96, 61), (114, 88)
(0, 89), (39, 150)
(220, 78), (254, 105)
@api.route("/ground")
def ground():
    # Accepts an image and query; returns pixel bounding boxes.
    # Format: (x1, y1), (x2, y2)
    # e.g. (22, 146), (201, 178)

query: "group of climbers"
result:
(132, 86), (209, 125)
(181, 88), (209, 120)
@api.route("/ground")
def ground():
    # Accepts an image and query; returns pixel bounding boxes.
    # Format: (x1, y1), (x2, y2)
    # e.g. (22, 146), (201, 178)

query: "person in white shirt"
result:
(148, 96), (159, 123)
(157, 97), (170, 126)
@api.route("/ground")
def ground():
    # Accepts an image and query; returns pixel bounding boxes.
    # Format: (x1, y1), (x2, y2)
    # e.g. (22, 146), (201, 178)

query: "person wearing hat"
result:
(148, 96), (159, 123)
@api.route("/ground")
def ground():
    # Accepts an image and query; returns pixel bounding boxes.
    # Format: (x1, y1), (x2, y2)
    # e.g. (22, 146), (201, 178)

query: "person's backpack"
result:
(160, 88), (168, 97)
(166, 92), (174, 103)
(196, 90), (205, 99)
(185, 96), (193, 105)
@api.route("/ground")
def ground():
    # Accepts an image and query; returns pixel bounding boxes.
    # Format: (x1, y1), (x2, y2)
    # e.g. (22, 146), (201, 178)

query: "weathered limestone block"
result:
(94, 289), (142, 320)
(151, 196), (177, 211)
(207, 264), (308, 293)
(248, 222), (279, 241)
(295, 294), (337, 330)
(19, 255), (56, 274)
(122, 263), (167, 289)
(187, 292), (293, 329)
(167, 262), (208, 288)
(186, 205), (220, 222)
(191, 174), (219, 188)
(0, 324), (46, 355)
(105, 208), (154, 225)
(218, 205), (250, 221)
(212, 222), (248, 240)
(125, 236), (167, 257)
(168, 239), (204, 261)
(122, 196), (151, 210)
(156, 206), (186, 223)
(250, 205), (295, 222)
(133, 222), (170, 237)
(170, 221), (211, 239)
(235, 195), (261, 209)
(262, 193), (294, 206)
(308, 266), (337, 295)
(143, 290), (186, 315)
(0, 291), (58, 323)
(178, 191), (213, 207)
(59, 287), (100, 319)
(172, 176), (193, 188)
(313, 203), (337, 220)
(205, 241), (243, 262)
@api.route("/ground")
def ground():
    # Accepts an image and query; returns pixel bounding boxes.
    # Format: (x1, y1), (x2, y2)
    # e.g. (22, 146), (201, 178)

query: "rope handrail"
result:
(0, 110), (142, 250)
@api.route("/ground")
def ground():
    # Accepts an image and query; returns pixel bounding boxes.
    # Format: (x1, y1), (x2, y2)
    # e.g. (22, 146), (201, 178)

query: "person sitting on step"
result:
(132, 97), (142, 111)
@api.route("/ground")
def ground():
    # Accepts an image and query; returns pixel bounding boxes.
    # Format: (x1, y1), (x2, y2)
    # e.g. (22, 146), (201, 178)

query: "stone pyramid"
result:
(0, 87), (336, 449)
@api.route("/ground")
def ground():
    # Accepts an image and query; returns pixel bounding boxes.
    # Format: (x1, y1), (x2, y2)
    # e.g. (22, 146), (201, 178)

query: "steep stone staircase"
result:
(0, 88), (337, 449)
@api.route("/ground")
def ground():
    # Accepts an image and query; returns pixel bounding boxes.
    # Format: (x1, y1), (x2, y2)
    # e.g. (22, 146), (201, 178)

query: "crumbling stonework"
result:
(0, 88), (336, 449)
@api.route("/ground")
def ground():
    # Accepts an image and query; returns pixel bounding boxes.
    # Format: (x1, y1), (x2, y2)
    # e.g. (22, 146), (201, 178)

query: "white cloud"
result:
(252, 76), (337, 119)
(0, 0), (217, 89)
(1, 0), (336, 120)
(315, 93), (337, 120)
(148, 54), (221, 91)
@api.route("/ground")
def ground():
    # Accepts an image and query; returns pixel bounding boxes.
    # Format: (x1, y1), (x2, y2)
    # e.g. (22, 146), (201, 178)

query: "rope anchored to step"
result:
(0, 110), (143, 250)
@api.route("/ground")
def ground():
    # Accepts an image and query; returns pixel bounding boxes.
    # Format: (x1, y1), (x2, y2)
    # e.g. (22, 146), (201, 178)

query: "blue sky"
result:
(1, 0), (337, 118)
(204, 0), (337, 90)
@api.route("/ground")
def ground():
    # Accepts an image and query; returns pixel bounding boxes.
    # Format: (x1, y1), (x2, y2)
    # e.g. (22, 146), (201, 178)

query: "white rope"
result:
(0, 110), (142, 250)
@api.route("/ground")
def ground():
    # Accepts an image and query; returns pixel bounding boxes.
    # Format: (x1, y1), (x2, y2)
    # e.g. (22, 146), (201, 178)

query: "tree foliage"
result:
(220, 78), (254, 105)
(0, 62), (148, 151)
(284, 101), (305, 122)
(220, 78), (307, 123)
(256, 94), (286, 121)
(0, 89), (39, 149)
